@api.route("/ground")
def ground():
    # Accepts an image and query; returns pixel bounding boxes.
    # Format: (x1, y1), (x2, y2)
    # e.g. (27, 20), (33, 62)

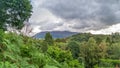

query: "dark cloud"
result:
(69, 22), (90, 29)
(39, 21), (63, 30)
(42, 0), (120, 30)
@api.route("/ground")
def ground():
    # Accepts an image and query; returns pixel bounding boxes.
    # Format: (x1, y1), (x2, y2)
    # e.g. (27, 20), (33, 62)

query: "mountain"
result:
(33, 31), (78, 39)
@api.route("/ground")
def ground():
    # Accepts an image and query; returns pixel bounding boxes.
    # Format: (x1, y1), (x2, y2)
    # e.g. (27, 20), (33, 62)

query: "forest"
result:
(0, 31), (120, 68)
(0, 0), (120, 68)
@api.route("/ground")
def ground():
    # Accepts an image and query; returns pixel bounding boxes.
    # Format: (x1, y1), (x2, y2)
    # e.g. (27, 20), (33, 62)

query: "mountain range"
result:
(33, 31), (78, 39)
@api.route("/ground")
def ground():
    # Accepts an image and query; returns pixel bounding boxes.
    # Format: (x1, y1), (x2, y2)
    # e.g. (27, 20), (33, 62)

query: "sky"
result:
(29, 0), (120, 34)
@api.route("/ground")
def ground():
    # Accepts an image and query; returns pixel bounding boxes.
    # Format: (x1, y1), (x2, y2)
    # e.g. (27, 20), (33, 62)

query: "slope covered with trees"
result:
(67, 32), (120, 68)
(0, 31), (83, 68)
(0, 31), (120, 68)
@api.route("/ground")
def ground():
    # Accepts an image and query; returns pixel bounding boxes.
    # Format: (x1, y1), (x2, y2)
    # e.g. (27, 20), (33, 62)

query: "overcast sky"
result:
(29, 0), (120, 34)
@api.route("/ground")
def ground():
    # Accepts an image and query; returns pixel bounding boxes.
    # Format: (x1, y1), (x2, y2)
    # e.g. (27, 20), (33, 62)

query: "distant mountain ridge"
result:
(33, 31), (78, 38)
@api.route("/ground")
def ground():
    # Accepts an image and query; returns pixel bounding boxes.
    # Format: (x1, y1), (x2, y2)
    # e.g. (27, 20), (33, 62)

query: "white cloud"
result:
(87, 23), (120, 34)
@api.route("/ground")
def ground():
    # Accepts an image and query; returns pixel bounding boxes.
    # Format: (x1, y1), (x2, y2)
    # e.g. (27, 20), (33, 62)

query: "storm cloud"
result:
(42, 0), (120, 30)
(29, 0), (120, 34)
(39, 21), (63, 30)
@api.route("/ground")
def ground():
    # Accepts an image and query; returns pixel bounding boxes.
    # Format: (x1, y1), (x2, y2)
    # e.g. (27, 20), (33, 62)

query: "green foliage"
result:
(47, 46), (82, 68)
(0, 30), (120, 68)
(67, 41), (80, 59)
(41, 41), (48, 52)
(0, 61), (18, 68)
(68, 33), (120, 68)
(0, 0), (32, 30)
(99, 59), (120, 67)
(70, 33), (92, 42)
(109, 43), (120, 59)
(47, 46), (73, 63)
(44, 65), (58, 68)
(80, 37), (101, 68)
(44, 32), (54, 46)
(0, 31), (83, 68)
(99, 41), (108, 58)
(0, 29), (4, 43)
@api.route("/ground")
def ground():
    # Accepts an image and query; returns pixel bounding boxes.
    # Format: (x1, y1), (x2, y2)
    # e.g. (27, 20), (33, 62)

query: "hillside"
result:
(0, 31), (120, 68)
(68, 33), (109, 43)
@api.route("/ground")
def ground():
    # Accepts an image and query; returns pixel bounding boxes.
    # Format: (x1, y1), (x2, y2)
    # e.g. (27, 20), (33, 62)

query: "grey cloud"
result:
(42, 0), (120, 30)
(39, 21), (63, 30)
(97, 5), (117, 25)
(30, 20), (50, 26)
(69, 22), (91, 29)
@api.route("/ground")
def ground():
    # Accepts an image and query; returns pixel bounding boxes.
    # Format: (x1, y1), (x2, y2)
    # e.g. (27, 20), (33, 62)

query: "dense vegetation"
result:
(0, 0), (32, 30)
(0, 30), (120, 68)
(1, 0), (120, 68)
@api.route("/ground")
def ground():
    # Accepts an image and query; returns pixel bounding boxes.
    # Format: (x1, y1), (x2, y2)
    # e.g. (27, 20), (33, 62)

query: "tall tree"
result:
(67, 41), (80, 59)
(0, 0), (32, 30)
(44, 32), (54, 46)
(80, 37), (101, 68)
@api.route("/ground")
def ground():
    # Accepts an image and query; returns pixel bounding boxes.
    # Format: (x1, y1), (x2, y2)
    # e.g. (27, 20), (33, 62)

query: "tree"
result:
(106, 36), (112, 44)
(0, 0), (32, 30)
(99, 41), (108, 58)
(110, 43), (120, 59)
(67, 41), (80, 59)
(80, 37), (101, 68)
(47, 46), (81, 67)
(44, 32), (54, 46)
(41, 41), (48, 52)
(104, 43), (120, 67)
(111, 32), (120, 43)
